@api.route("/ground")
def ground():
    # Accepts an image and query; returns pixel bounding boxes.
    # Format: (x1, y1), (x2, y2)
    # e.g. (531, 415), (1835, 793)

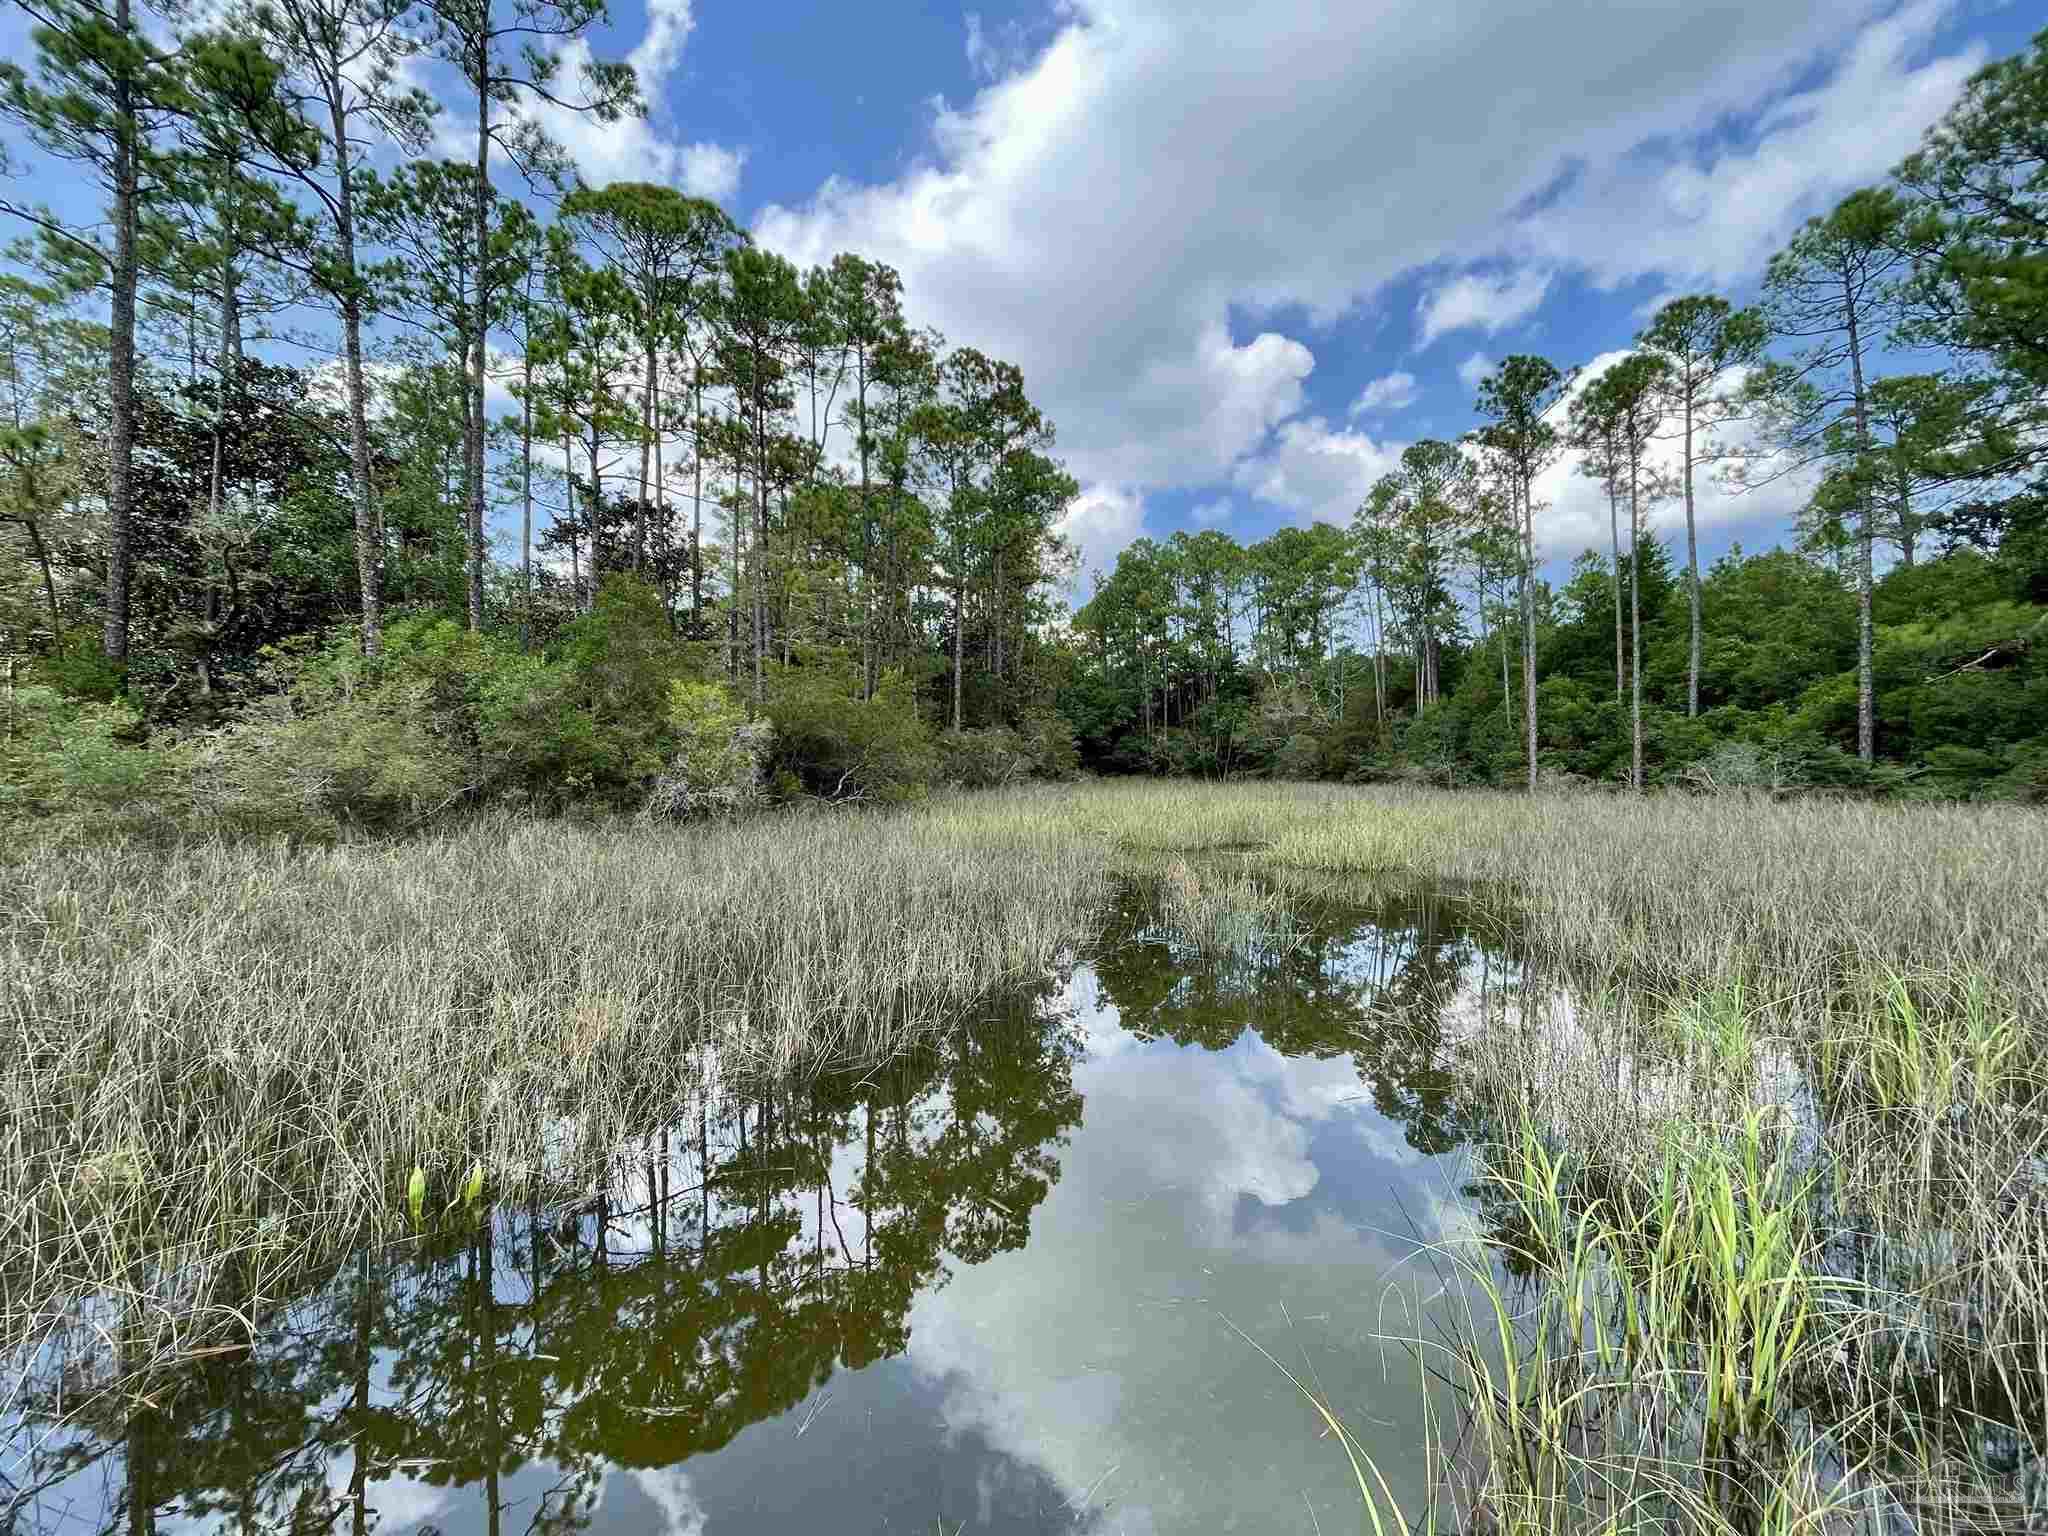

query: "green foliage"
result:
(0, 682), (165, 820)
(644, 679), (771, 819)
(766, 664), (932, 802)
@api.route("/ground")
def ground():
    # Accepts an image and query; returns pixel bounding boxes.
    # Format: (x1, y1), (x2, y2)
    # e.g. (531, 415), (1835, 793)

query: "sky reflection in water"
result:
(7, 881), (1530, 1535)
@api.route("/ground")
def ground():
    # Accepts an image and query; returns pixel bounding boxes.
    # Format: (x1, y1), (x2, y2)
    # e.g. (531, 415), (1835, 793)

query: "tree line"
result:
(2, 15), (2045, 819)
(0, 0), (1098, 822)
(1068, 32), (2048, 799)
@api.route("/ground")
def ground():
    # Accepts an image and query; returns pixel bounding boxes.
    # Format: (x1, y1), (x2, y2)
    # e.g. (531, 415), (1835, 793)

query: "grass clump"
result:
(1391, 957), (2048, 1536)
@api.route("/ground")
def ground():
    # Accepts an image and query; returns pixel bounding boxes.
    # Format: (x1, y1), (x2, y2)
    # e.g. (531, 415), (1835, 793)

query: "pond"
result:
(4, 880), (1530, 1535)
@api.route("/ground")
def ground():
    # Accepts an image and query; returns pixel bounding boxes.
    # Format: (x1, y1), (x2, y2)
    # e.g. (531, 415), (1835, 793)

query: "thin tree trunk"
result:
(20, 512), (61, 641)
(1683, 388), (1701, 716)
(327, 83), (383, 657)
(349, 1247), (373, 1536)
(104, 0), (140, 669)
(1499, 574), (1511, 715)
(1629, 448), (1644, 792)
(1607, 466), (1623, 702)
(952, 575), (965, 731)
(1895, 467), (1916, 569)
(1845, 302), (1876, 765)
(636, 341), (654, 571)
(466, 47), (490, 634)
(690, 367), (704, 631)
(519, 269), (534, 651)
(1520, 474), (1538, 791)
(751, 385), (766, 710)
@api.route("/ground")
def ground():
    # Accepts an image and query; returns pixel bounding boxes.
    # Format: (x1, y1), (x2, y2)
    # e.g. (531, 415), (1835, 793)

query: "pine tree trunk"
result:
(952, 575), (965, 731)
(1629, 449), (1644, 792)
(465, 47), (490, 634)
(636, 340), (654, 571)
(1845, 300), (1876, 764)
(1521, 473), (1539, 791)
(1684, 388), (1701, 716)
(519, 280), (533, 651)
(104, 0), (139, 669)
(690, 369), (704, 631)
(1607, 468), (1623, 702)
(327, 84), (382, 656)
(752, 386), (767, 710)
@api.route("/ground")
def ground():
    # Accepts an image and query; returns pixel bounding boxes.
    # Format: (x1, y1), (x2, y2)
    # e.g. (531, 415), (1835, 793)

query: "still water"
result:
(6, 882), (1526, 1534)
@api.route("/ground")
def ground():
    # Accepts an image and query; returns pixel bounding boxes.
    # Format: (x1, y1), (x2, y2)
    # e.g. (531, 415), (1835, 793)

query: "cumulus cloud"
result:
(1511, 0), (1982, 289)
(1417, 268), (1551, 348)
(1233, 417), (1403, 527)
(900, 984), (1448, 1531)
(504, 0), (745, 198)
(1456, 353), (1496, 393)
(753, 0), (1966, 510)
(1532, 349), (1815, 562)
(1057, 483), (1150, 592)
(1350, 371), (1419, 417)
(627, 1468), (709, 1536)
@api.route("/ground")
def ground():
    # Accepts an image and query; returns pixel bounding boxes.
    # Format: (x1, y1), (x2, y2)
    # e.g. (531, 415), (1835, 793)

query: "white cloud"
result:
(1512, 0), (1983, 289)
(1456, 353), (1495, 392)
(1349, 371), (1419, 417)
(676, 141), (746, 201)
(1057, 484), (1150, 591)
(899, 981), (1451, 1531)
(627, 1467), (709, 1536)
(1531, 349), (1816, 563)
(1417, 268), (1551, 347)
(505, 0), (745, 200)
(629, 0), (694, 84)
(1232, 417), (1403, 527)
(757, 0), (1960, 504)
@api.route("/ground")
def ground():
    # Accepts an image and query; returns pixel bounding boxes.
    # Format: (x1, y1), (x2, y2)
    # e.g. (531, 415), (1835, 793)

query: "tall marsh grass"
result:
(0, 805), (1110, 1392)
(8, 775), (2045, 1516)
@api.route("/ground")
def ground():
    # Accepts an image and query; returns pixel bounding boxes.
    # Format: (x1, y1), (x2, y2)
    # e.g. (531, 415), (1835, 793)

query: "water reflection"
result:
(5, 877), (1530, 1535)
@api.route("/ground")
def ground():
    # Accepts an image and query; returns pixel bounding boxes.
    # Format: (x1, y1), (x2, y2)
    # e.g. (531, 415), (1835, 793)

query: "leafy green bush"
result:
(0, 684), (167, 822)
(767, 665), (932, 801)
(644, 681), (772, 819)
(175, 628), (477, 836)
(1017, 709), (1082, 780)
(935, 726), (1035, 788)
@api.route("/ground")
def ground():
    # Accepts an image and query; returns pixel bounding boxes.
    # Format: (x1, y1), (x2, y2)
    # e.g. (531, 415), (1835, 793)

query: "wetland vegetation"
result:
(6, 782), (2046, 1532)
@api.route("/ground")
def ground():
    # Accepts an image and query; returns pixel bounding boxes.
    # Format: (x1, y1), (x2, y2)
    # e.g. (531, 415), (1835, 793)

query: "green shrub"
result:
(935, 726), (1034, 788)
(767, 665), (932, 801)
(1017, 709), (1082, 780)
(0, 684), (167, 822)
(643, 681), (772, 819)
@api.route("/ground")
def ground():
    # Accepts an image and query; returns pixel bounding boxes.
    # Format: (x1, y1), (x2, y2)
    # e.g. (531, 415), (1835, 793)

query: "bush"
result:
(175, 628), (478, 836)
(1272, 731), (1324, 780)
(0, 684), (168, 822)
(935, 726), (1035, 788)
(767, 665), (932, 801)
(1679, 740), (1793, 794)
(1017, 709), (1082, 780)
(643, 681), (772, 820)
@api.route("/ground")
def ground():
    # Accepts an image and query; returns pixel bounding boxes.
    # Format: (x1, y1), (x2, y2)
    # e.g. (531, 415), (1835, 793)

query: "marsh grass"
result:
(0, 805), (1110, 1397)
(7, 777), (2046, 1517)
(1155, 857), (1296, 956)
(1365, 953), (2048, 1536)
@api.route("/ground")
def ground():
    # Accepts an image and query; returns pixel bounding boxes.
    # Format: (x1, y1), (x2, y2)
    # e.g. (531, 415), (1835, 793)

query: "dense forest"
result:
(1, 6), (2044, 829)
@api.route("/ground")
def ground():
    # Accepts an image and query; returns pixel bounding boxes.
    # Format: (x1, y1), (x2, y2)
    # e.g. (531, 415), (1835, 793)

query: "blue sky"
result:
(3, 0), (2038, 595)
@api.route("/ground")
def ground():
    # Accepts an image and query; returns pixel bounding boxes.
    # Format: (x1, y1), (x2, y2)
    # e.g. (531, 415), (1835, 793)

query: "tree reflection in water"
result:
(4, 876), (1540, 1535)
